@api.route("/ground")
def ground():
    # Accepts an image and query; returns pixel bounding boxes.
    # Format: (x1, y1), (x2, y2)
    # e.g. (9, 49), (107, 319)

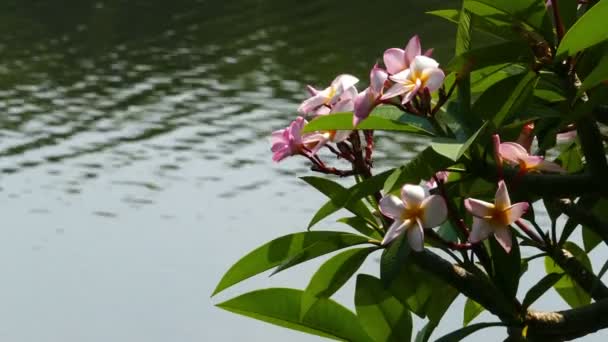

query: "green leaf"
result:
(463, 299), (485, 326)
(582, 226), (602, 253)
(380, 232), (411, 287)
(521, 273), (564, 310)
(355, 274), (413, 342)
(581, 53), (608, 94)
(545, 242), (592, 308)
(435, 322), (505, 342)
(489, 232), (521, 298)
(212, 231), (369, 296)
(464, 0), (554, 42)
(383, 147), (453, 194)
(414, 321), (437, 342)
(308, 170), (393, 229)
(302, 111), (435, 136)
(301, 247), (376, 316)
(273, 233), (372, 275)
(301, 176), (377, 229)
(557, 0), (608, 57)
(216, 288), (372, 342)
(447, 41), (533, 75)
(556, 142), (584, 173)
(337, 216), (382, 240)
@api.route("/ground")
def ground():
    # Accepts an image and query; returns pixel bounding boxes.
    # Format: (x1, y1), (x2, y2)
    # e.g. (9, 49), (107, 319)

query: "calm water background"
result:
(0, 0), (606, 341)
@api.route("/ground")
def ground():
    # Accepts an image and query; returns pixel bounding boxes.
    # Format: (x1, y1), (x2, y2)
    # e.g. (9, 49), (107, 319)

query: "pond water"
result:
(0, 0), (606, 341)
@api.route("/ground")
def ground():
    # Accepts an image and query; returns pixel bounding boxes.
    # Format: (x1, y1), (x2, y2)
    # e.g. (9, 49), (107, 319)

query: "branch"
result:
(548, 247), (608, 301)
(523, 298), (608, 340)
(410, 249), (519, 322)
(557, 198), (608, 246)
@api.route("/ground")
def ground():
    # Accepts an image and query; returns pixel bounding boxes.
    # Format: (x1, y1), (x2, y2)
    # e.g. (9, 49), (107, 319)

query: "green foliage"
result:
(383, 147), (453, 193)
(212, 231), (370, 295)
(355, 274), (413, 342)
(521, 273), (564, 310)
(463, 298), (485, 326)
(434, 322), (506, 342)
(217, 288), (373, 342)
(489, 233), (521, 299)
(557, 0), (608, 57)
(545, 242), (593, 308)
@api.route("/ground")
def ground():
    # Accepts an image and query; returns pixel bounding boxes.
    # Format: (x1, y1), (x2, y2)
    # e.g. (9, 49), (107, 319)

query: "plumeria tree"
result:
(213, 0), (608, 340)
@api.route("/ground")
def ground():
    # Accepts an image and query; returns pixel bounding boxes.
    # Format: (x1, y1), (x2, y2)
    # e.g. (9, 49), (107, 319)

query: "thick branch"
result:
(411, 250), (519, 322)
(523, 298), (608, 340)
(549, 247), (608, 301)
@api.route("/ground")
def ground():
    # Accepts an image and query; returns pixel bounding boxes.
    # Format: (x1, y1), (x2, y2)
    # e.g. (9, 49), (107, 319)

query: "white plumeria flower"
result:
(378, 184), (447, 251)
(298, 74), (359, 115)
(498, 142), (567, 174)
(464, 181), (529, 253)
(381, 55), (445, 105)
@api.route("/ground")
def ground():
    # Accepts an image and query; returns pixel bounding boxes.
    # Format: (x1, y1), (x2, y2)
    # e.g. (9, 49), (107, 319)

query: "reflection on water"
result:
(2, 1), (591, 342)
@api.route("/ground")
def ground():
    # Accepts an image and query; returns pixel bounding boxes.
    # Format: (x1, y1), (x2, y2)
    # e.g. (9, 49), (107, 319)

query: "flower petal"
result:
(468, 217), (494, 243)
(389, 69), (411, 83)
(536, 160), (567, 174)
(503, 202), (529, 225)
(382, 219), (409, 246)
(407, 220), (425, 252)
(495, 180), (511, 211)
(420, 195), (447, 228)
(332, 130), (352, 143)
(272, 147), (291, 162)
(298, 94), (328, 114)
(379, 194), (406, 219)
(494, 228), (513, 253)
(404, 35), (422, 66)
(401, 184), (426, 209)
(421, 67), (445, 92)
(410, 55), (439, 75)
(370, 65), (388, 95)
(464, 198), (495, 218)
(306, 85), (320, 96)
(401, 79), (421, 105)
(498, 142), (529, 164)
(353, 89), (375, 127)
(331, 98), (354, 113)
(383, 48), (407, 75)
(331, 74), (359, 94)
(380, 82), (409, 101)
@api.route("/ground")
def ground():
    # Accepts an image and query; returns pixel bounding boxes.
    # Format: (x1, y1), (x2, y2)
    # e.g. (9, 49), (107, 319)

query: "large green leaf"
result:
(473, 71), (538, 127)
(557, 0), (608, 57)
(273, 233), (372, 275)
(463, 299), (485, 326)
(464, 0), (554, 42)
(216, 288), (372, 342)
(582, 226), (602, 253)
(308, 169), (393, 228)
(380, 232), (411, 287)
(581, 52), (608, 94)
(430, 122), (488, 163)
(545, 242), (592, 308)
(337, 216), (382, 239)
(447, 41), (533, 75)
(429, 7), (521, 42)
(212, 231), (369, 295)
(383, 147), (453, 194)
(301, 176), (377, 228)
(521, 273), (564, 310)
(355, 274), (413, 342)
(435, 322), (505, 342)
(301, 247), (377, 316)
(302, 111), (435, 136)
(414, 321), (437, 342)
(489, 232), (521, 299)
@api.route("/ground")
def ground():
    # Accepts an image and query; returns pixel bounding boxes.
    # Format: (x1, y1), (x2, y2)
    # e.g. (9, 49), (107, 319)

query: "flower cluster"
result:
(271, 35), (446, 165)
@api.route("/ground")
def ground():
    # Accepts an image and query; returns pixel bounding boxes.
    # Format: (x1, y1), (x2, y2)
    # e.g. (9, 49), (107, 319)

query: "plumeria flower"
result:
(424, 171), (449, 190)
(383, 35), (433, 75)
(515, 122), (535, 152)
(465, 181), (529, 253)
(270, 117), (323, 162)
(353, 65), (388, 126)
(498, 141), (566, 174)
(378, 184), (447, 251)
(381, 55), (445, 105)
(298, 74), (359, 115)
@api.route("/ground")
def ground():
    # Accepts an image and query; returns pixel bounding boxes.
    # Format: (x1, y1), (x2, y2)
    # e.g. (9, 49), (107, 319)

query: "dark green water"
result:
(0, 1), (587, 341)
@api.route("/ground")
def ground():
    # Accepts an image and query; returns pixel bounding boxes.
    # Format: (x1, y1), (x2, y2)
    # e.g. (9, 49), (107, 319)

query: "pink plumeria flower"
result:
(424, 171), (449, 190)
(271, 117), (323, 162)
(556, 130), (577, 144)
(381, 55), (445, 105)
(298, 74), (359, 115)
(378, 184), (447, 251)
(383, 35), (433, 75)
(498, 141), (566, 174)
(465, 181), (529, 253)
(353, 65), (388, 127)
(515, 122), (535, 152)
